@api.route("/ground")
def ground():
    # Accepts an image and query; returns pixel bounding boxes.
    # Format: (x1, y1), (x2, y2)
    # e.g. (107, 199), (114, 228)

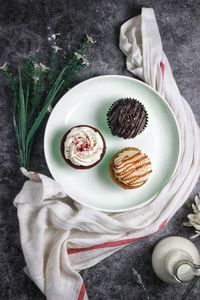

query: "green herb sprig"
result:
(1, 35), (94, 169)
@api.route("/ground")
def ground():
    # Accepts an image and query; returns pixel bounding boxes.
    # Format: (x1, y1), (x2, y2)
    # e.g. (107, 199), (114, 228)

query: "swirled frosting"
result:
(107, 98), (148, 139)
(112, 147), (152, 188)
(63, 126), (104, 166)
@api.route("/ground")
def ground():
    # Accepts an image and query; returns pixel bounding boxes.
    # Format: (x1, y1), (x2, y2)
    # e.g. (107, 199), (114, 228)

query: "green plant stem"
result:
(18, 68), (27, 167)
(47, 49), (59, 90)
(2, 35), (92, 169)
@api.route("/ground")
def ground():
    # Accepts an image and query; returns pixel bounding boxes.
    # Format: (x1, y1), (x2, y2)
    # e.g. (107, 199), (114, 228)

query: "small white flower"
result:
(34, 63), (40, 70)
(48, 33), (61, 41)
(74, 52), (89, 66)
(86, 34), (94, 44)
(74, 52), (83, 60)
(52, 45), (62, 52)
(0, 62), (8, 72)
(39, 63), (50, 72)
(33, 75), (39, 82)
(51, 33), (61, 40)
(48, 104), (52, 113)
(184, 193), (200, 239)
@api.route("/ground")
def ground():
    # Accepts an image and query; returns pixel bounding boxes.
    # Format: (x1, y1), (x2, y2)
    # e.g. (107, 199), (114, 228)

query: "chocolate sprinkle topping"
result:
(107, 98), (148, 139)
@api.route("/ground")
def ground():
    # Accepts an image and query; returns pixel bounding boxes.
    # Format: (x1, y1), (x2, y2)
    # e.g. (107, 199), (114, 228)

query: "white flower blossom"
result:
(33, 75), (39, 82)
(86, 34), (94, 44)
(48, 104), (52, 113)
(48, 33), (61, 41)
(184, 193), (200, 239)
(39, 63), (50, 72)
(74, 52), (89, 66)
(34, 63), (40, 71)
(0, 62), (8, 71)
(52, 45), (62, 52)
(51, 33), (61, 40)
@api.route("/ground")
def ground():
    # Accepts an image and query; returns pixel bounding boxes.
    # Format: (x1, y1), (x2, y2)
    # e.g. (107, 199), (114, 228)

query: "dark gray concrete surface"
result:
(0, 0), (200, 299)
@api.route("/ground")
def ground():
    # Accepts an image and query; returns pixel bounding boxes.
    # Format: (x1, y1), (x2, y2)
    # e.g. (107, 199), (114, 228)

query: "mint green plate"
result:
(44, 75), (181, 212)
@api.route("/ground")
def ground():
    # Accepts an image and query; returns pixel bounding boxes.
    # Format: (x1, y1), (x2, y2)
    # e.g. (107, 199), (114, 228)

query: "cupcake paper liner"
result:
(106, 97), (148, 139)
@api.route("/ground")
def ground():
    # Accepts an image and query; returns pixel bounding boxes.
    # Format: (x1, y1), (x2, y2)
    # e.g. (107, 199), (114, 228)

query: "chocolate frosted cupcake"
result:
(61, 125), (106, 169)
(107, 98), (148, 139)
(109, 147), (152, 189)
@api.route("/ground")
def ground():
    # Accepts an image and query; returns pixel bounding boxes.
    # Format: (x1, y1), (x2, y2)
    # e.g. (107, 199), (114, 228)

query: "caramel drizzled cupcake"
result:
(109, 147), (152, 189)
(107, 98), (148, 139)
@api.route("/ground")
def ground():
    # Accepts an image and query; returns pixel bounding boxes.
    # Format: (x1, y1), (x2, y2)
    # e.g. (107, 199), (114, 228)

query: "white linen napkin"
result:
(14, 7), (200, 300)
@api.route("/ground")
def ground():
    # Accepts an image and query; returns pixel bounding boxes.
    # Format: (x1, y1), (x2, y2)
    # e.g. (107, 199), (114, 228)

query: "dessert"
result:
(61, 125), (106, 169)
(107, 98), (148, 139)
(109, 147), (152, 189)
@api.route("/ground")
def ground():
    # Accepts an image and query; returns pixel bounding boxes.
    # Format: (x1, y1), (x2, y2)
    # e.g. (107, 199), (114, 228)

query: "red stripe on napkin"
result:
(77, 283), (86, 300)
(160, 61), (165, 78)
(159, 219), (167, 229)
(67, 219), (167, 255)
(68, 236), (143, 255)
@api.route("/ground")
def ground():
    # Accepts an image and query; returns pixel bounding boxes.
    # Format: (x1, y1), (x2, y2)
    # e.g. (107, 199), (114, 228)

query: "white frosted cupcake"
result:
(61, 125), (106, 169)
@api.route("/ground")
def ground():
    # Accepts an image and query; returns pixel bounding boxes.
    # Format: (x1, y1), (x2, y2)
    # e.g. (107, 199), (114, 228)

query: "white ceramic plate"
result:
(44, 75), (181, 212)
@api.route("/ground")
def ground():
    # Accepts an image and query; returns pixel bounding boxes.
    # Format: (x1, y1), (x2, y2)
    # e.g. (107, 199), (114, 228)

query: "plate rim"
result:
(44, 75), (181, 212)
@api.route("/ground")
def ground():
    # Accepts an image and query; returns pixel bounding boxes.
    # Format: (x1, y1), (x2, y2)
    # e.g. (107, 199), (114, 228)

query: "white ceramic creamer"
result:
(152, 236), (200, 284)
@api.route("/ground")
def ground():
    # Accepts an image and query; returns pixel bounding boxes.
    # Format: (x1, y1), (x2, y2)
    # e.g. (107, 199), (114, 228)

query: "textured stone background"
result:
(0, 0), (200, 299)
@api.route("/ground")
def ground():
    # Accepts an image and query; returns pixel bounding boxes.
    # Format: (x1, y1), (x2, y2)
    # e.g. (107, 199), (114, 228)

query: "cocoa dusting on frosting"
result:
(107, 98), (148, 139)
